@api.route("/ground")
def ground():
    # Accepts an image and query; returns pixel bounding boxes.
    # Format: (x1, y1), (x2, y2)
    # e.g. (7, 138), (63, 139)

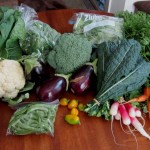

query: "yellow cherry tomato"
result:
(78, 103), (85, 111)
(60, 98), (69, 106)
(70, 108), (79, 116)
(68, 99), (78, 109)
(65, 114), (80, 125)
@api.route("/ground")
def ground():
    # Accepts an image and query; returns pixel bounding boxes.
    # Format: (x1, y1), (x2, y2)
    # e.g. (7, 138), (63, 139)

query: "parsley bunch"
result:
(116, 11), (150, 62)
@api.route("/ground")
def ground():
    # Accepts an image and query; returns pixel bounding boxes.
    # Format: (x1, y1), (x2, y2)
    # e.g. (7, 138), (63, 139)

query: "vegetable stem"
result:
(55, 73), (72, 91)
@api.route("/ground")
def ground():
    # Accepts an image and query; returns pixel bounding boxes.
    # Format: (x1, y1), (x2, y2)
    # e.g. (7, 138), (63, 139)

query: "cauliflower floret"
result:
(0, 59), (25, 99)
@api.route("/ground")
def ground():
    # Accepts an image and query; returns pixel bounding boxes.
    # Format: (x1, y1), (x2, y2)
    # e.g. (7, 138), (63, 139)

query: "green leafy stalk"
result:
(116, 11), (150, 62)
(85, 39), (150, 117)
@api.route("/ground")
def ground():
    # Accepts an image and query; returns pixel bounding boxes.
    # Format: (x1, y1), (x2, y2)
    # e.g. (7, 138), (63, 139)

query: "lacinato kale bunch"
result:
(47, 33), (92, 74)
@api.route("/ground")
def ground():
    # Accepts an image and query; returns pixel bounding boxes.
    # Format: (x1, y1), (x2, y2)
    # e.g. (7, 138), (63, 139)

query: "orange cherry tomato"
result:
(60, 98), (69, 106)
(68, 99), (78, 109)
(70, 108), (79, 116)
(65, 114), (80, 125)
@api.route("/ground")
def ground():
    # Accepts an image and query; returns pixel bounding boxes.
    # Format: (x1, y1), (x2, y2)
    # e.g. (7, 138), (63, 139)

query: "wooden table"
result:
(0, 0), (18, 7)
(0, 9), (150, 150)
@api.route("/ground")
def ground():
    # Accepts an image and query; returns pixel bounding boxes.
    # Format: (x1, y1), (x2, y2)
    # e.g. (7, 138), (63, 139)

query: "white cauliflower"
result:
(0, 59), (25, 99)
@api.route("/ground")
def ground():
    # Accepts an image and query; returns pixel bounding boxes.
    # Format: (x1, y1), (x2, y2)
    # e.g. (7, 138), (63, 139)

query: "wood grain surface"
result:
(0, 9), (150, 150)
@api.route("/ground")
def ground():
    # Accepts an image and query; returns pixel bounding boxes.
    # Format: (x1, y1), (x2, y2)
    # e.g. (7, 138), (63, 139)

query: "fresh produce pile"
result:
(0, 5), (150, 145)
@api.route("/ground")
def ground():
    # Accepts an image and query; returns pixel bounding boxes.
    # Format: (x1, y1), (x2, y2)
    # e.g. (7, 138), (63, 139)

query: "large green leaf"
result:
(0, 7), (26, 60)
(85, 39), (150, 117)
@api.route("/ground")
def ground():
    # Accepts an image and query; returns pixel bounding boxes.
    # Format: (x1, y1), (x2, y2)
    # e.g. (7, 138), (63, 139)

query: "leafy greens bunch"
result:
(0, 6), (42, 105)
(85, 39), (150, 119)
(0, 7), (26, 60)
(116, 11), (150, 62)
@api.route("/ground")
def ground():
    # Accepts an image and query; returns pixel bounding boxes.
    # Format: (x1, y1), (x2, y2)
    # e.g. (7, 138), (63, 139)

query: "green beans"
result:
(7, 103), (58, 135)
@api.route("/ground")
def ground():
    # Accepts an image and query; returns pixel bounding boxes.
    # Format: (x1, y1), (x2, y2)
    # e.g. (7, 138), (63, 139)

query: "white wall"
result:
(107, 0), (126, 13)
(107, 0), (150, 13)
(124, 0), (150, 12)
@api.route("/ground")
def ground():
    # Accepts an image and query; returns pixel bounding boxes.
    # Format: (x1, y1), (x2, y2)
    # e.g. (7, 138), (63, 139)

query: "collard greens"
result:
(0, 7), (26, 60)
(85, 39), (150, 118)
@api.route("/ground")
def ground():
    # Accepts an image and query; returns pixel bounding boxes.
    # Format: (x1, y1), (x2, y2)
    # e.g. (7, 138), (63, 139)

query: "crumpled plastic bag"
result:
(16, 4), (61, 61)
(7, 101), (59, 136)
(69, 12), (124, 46)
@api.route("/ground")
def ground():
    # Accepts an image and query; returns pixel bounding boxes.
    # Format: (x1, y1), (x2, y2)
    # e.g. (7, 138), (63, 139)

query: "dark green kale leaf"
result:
(85, 39), (150, 117)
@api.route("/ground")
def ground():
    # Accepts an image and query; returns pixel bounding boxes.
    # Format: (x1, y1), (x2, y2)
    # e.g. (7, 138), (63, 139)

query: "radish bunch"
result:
(110, 101), (150, 140)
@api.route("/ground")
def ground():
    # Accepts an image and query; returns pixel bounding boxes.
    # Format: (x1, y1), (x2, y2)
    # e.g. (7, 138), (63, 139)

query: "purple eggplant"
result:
(31, 62), (55, 85)
(70, 64), (95, 95)
(37, 75), (67, 102)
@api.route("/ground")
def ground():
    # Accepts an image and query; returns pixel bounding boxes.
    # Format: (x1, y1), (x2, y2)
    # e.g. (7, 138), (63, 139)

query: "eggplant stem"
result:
(70, 76), (84, 83)
(85, 59), (98, 75)
(55, 73), (72, 91)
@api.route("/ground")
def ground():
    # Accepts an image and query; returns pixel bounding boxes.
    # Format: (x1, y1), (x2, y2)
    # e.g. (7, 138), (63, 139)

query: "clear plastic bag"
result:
(16, 4), (61, 61)
(7, 101), (59, 136)
(70, 12), (124, 46)
(16, 4), (38, 27)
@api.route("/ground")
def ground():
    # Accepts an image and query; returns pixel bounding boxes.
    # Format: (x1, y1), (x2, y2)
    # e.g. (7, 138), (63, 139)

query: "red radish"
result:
(130, 117), (150, 140)
(124, 103), (135, 117)
(110, 102), (119, 116)
(115, 110), (121, 120)
(110, 102), (125, 146)
(119, 104), (131, 125)
(135, 108), (142, 117)
(134, 108), (145, 127)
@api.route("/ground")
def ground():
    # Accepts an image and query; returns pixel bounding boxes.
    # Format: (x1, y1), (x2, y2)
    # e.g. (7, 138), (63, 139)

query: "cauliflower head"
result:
(0, 59), (25, 99)
(47, 33), (92, 74)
